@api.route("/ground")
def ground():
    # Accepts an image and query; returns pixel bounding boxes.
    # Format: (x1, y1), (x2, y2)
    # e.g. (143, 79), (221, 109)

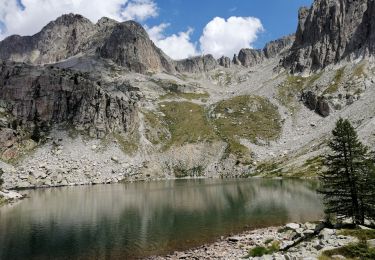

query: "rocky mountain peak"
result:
(98, 20), (175, 73)
(45, 13), (92, 27)
(96, 17), (118, 28)
(283, 0), (375, 73)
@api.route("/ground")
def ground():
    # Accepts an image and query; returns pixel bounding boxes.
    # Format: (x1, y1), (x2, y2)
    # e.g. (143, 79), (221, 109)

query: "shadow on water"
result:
(0, 178), (323, 259)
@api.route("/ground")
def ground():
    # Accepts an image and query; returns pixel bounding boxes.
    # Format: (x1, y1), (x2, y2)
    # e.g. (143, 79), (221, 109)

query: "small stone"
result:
(228, 236), (242, 242)
(286, 223), (300, 230)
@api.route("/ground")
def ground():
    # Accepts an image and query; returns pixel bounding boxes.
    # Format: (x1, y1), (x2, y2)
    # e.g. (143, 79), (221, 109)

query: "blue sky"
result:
(0, 0), (313, 59)
(150, 0), (313, 49)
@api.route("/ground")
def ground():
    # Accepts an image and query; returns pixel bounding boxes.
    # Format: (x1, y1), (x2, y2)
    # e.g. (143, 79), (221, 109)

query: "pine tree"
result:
(319, 118), (375, 225)
(358, 156), (375, 223)
(0, 168), (4, 188)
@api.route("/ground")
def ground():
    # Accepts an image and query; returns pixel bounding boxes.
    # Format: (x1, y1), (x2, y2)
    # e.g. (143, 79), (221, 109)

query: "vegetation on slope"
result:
(277, 73), (321, 113)
(323, 67), (345, 94)
(160, 92), (209, 101)
(142, 111), (169, 145)
(320, 240), (375, 260)
(159, 101), (218, 148)
(212, 95), (281, 162)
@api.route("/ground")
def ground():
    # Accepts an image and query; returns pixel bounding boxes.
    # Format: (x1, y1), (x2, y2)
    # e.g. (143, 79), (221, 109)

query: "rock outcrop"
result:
(218, 56), (231, 68)
(283, 0), (375, 73)
(0, 14), (174, 74)
(237, 49), (265, 68)
(175, 55), (218, 73)
(234, 34), (295, 68)
(301, 91), (330, 117)
(0, 61), (140, 138)
(98, 21), (175, 74)
(263, 34), (295, 58)
(0, 14), (96, 64)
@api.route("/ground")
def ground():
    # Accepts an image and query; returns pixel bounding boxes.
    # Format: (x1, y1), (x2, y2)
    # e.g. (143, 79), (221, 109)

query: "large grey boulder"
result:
(301, 91), (330, 117)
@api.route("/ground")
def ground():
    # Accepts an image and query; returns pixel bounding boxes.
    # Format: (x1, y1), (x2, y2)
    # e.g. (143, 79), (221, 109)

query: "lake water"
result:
(0, 178), (323, 259)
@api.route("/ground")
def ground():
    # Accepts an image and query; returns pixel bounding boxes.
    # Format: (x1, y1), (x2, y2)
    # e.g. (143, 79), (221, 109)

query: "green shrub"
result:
(321, 241), (375, 260)
(247, 241), (280, 257)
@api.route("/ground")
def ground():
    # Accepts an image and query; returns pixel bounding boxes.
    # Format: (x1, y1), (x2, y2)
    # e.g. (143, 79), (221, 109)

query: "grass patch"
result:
(338, 229), (375, 240)
(352, 62), (367, 78)
(160, 92), (209, 101)
(0, 196), (8, 206)
(277, 75), (307, 113)
(320, 241), (375, 260)
(290, 156), (324, 178)
(113, 131), (139, 155)
(212, 95), (281, 162)
(159, 101), (217, 148)
(277, 74), (321, 113)
(324, 67), (345, 94)
(142, 111), (169, 145)
(246, 241), (280, 257)
(255, 161), (283, 176)
(211, 70), (233, 86)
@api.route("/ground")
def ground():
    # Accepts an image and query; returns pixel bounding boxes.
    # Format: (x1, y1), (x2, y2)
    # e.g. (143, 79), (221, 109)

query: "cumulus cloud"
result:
(199, 16), (264, 58)
(121, 0), (158, 21)
(146, 23), (198, 60)
(0, 1), (264, 60)
(0, 0), (158, 39)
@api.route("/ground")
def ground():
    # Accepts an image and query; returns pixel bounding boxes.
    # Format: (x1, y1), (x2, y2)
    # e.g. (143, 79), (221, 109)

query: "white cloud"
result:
(146, 23), (199, 60)
(121, 0), (158, 21)
(0, 0), (158, 39)
(0, 1), (264, 60)
(199, 16), (264, 58)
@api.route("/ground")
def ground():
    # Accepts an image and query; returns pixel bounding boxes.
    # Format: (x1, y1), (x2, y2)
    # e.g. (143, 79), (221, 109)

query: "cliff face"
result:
(0, 14), (96, 64)
(0, 14), (174, 74)
(175, 55), (218, 73)
(0, 62), (140, 138)
(234, 35), (295, 68)
(98, 21), (175, 74)
(283, 0), (375, 73)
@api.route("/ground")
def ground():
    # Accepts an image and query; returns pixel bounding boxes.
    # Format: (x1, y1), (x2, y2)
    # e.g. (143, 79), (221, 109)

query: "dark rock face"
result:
(0, 14), (96, 64)
(175, 55), (218, 73)
(283, 0), (375, 73)
(0, 14), (174, 74)
(235, 35), (295, 68)
(263, 35), (295, 59)
(0, 62), (139, 138)
(98, 21), (175, 74)
(238, 49), (265, 68)
(232, 54), (241, 65)
(218, 56), (231, 68)
(301, 91), (330, 117)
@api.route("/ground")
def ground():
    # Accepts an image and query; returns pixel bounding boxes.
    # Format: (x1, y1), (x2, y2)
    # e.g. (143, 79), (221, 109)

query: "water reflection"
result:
(0, 179), (323, 259)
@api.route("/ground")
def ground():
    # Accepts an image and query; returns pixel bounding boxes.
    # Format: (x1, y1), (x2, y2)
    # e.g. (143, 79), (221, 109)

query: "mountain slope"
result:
(283, 0), (375, 73)
(0, 0), (375, 189)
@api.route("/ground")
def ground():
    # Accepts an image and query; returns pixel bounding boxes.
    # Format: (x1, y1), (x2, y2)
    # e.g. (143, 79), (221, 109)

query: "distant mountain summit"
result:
(283, 0), (375, 73)
(0, 13), (295, 74)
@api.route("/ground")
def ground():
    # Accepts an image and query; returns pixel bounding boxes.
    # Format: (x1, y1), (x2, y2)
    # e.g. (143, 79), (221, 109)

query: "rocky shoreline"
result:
(147, 222), (366, 260)
(0, 189), (24, 206)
